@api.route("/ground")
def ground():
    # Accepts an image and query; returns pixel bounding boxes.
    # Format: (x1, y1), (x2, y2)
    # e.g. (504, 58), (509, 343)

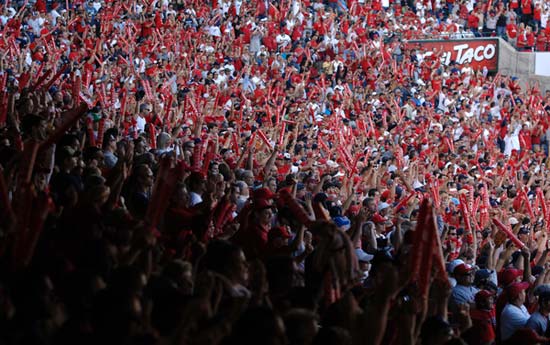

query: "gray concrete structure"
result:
(497, 38), (550, 92)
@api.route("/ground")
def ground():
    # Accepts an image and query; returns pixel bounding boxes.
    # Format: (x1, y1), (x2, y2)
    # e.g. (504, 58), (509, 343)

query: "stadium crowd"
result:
(2, 0), (550, 344)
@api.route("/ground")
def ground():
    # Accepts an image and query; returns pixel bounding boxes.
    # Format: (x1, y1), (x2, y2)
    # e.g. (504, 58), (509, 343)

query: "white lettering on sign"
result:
(453, 43), (496, 64)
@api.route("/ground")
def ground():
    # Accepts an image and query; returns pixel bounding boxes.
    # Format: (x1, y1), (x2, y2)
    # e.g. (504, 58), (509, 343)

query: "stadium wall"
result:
(497, 38), (550, 92)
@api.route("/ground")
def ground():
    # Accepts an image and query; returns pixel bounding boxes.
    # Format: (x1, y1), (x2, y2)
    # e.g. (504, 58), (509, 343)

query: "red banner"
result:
(406, 39), (499, 72)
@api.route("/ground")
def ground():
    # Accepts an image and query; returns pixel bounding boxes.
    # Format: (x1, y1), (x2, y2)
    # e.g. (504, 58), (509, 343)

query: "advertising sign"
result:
(407, 39), (499, 72)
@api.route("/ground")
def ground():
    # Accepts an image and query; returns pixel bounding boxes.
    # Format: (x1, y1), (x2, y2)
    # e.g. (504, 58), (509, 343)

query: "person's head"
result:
(518, 227), (530, 243)
(268, 226), (292, 248)
(33, 170), (49, 191)
(266, 176), (278, 193)
(83, 146), (104, 167)
(453, 263), (474, 286)
(499, 268), (523, 287)
(202, 240), (248, 285)
(474, 290), (495, 311)
(242, 169), (255, 187)
(284, 309), (319, 345)
(156, 132), (171, 150)
(134, 137), (147, 155)
(255, 206), (275, 226)
(134, 164), (154, 189)
(56, 146), (79, 171)
(420, 316), (454, 345)
(187, 171), (206, 194)
(208, 161), (219, 176)
(362, 197), (376, 212)
(377, 202), (391, 217)
(507, 281), (530, 306)
(139, 103), (152, 116)
(162, 260), (193, 295)
(538, 291), (550, 314)
(103, 133), (117, 152)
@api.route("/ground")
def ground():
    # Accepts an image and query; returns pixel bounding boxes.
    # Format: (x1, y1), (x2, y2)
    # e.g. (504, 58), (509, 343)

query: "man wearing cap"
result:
(500, 281), (531, 341)
(449, 263), (479, 313)
(526, 290), (550, 336)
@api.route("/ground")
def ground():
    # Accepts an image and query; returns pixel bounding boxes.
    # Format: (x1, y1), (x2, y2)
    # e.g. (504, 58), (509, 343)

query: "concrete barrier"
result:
(497, 38), (550, 91)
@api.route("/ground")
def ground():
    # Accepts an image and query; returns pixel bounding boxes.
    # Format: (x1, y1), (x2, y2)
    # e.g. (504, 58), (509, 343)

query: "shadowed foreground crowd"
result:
(3, 0), (550, 345)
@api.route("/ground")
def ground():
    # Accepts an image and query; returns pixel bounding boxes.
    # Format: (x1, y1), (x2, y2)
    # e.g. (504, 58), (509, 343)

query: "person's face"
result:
(448, 229), (457, 238)
(209, 163), (219, 176)
(33, 119), (48, 140)
(139, 167), (154, 188)
(304, 231), (312, 245)
(135, 140), (146, 154)
(230, 250), (248, 285)
(230, 186), (240, 203)
(98, 186), (110, 205)
(268, 179), (277, 193)
(456, 270), (474, 286)
(33, 172), (48, 191)
(244, 174), (254, 186)
(259, 208), (274, 226)
(517, 289), (526, 304)
(519, 230), (530, 243)
(366, 201), (376, 212)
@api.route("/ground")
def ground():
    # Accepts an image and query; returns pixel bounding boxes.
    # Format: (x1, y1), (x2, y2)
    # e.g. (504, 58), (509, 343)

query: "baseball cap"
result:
(533, 284), (550, 296)
(499, 268), (523, 287)
(254, 197), (275, 210)
(509, 217), (519, 225)
(447, 259), (465, 273)
(355, 248), (374, 263)
(252, 187), (275, 201)
(333, 216), (351, 231)
(506, 281), (530, 300)
(377, 202), (390, 212)
(474, 269), (493, 284)
(454, 263), (474, 275)
(518, 227), (530, 235)
(268, 226), (292, 240)
(371, 213), (387, 224)
(474, 289), (495, 305)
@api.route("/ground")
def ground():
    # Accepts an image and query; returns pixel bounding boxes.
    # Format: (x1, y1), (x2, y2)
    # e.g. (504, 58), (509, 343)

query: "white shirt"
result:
(208, 25), (222, 37)
(541, 12), (549, 28)
(500, 303), (530, 341)
(136, 115), (146, 133)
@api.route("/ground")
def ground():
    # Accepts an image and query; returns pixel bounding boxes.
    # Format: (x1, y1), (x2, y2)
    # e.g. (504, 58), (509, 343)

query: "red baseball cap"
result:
(453, 263), (474, 275)
(474, 290), (495, 305)
(499, 268), (523, 287)
(269, 226), (292, 240)
(506, 281), (530, 300)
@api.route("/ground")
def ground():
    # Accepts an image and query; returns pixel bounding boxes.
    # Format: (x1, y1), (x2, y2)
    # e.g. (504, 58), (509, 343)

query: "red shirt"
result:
(534, 6), (542, 20)
(522, 0), (532, 14)
(463, 308), (496, 345)
(527, 31), (536, 46)
(467, 13), (480, 29)
(507, 23), (518, 38)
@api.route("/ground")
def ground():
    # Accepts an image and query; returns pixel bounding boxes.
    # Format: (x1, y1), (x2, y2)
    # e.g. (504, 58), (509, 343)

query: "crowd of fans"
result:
(2, 0), (550, 344)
